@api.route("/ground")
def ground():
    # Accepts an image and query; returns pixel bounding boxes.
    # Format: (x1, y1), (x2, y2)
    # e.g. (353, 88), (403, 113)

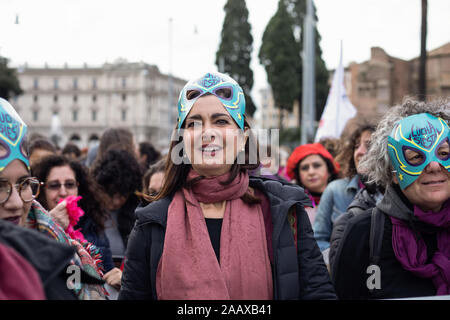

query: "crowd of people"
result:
(0, 71), (448, 300)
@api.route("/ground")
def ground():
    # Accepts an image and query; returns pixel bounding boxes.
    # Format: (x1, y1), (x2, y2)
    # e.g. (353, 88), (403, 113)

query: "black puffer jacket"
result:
(119, 177), (336, 300)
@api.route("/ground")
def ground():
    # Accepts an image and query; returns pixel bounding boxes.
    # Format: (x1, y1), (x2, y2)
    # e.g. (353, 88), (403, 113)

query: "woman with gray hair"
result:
(332, 98), (450, 299)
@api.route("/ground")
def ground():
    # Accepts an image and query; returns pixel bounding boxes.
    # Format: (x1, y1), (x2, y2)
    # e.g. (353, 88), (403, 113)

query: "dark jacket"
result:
(117, 194), (139, 248)
(0, 219), (77, 299)
(76, 214), (115, 272)
(332, 184), (438, 299)
(119, 177), (336, 300)
(329, 187), (383, 275)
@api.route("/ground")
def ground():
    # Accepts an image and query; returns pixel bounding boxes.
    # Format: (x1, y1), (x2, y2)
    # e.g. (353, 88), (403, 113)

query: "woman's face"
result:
(298, 154), (330, 193)
(148, 171), (165, 195)
(183, 95), (245, 177)
(0, 160), (32, 226)
(106, 193), (128, 211)
(395, 141), (450, 212)
(354, 130), (373, 174)
(45, 165), (78, 210)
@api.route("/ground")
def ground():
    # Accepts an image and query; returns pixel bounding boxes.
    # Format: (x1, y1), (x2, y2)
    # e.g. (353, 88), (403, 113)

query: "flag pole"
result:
(301, 0), (316, 144)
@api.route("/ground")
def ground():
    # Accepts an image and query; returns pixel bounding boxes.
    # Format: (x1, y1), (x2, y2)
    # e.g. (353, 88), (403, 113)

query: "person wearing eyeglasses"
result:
(32, 155), (116, 276)
(0, 98), (106, 299)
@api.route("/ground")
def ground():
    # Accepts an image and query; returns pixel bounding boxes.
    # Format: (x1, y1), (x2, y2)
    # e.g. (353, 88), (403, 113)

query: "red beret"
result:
(286, 143), (340, 180)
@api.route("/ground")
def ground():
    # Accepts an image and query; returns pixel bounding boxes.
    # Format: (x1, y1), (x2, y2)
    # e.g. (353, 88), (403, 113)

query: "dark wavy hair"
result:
(32, 155), (109, 231)
(92, 127), (136, 170)
(139, 141), (161, 169)
(335, 120), (376, 179)
(91, 148), (142, 198)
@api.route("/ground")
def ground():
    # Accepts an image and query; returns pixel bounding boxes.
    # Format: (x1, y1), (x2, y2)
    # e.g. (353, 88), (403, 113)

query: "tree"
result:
(285, 0), (329, 122)
(418, 0), (427, 100)
(0, 56), (23, 100)
(259, 0), (301, 128)
(216, 0), (256, 116)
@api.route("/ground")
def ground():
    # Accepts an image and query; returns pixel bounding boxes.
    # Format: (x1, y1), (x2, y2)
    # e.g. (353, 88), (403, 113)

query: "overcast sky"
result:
(0, 0), (449, 104)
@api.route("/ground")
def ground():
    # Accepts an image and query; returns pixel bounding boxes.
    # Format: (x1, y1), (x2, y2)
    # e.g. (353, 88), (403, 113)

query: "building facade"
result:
(13, 59), (186, 150)
(347, 42), (450, 117)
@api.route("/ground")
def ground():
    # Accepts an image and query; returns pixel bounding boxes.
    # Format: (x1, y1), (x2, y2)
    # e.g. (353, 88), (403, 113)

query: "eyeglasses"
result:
(0, 177), (43, 204)
(45, 180), (79, 191)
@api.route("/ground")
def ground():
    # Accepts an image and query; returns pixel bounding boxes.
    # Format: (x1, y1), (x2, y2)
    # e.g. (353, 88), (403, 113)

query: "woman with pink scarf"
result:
(119, 72), (335, 300)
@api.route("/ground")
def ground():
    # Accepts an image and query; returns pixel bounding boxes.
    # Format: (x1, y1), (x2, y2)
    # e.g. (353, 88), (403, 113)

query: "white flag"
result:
(314, 43), (357, 142)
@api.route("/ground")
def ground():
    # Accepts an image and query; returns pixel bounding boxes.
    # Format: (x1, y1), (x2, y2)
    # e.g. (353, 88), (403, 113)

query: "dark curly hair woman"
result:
(32, 154), (115, 273)
(91, 148), (142, 264)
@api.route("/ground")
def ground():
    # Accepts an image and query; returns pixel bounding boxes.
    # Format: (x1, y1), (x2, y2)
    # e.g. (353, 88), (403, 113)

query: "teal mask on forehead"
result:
(177, 72), (245, 132)
(387, 113), (450, 190)
(0, 98), (29, 172)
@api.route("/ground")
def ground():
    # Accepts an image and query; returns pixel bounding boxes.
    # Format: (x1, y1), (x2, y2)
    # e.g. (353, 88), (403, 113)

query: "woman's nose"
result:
(202, 128), (217, 142)
(424, 161), (444, 173)
(58, 186), (68, 197)
(4, 187), (23, 210)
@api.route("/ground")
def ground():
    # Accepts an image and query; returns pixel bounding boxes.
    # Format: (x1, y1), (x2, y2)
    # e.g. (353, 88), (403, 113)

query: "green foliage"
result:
(0, 57), (23, 100)
(285, 0), (329, 122)
(258, 0), (301, 118)
(216, 0), (256, 116)
(259, 0), (329, 124)
(279, 126), (301, 149)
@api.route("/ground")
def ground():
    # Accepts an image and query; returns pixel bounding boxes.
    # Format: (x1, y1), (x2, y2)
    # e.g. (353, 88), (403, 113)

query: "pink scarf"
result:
(156, 169), (273, 300)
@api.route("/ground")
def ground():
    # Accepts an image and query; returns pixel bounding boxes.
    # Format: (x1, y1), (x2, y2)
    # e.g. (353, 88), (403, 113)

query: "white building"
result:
(256, 87), (299, 129)
(12, 59), (186, 150)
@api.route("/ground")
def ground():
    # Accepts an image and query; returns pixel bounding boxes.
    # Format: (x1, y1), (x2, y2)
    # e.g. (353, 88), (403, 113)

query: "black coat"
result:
(118, 177), (336, 300)
(332, 185), (438, 299)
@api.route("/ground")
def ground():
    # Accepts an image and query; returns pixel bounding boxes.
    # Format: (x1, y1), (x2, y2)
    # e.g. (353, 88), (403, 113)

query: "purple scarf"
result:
(390, 200), (450, 295)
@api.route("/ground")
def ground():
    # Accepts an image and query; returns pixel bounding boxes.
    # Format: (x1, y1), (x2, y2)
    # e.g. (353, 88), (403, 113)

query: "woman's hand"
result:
(103, 267), (122, 289)
(49, 200), (69, 230)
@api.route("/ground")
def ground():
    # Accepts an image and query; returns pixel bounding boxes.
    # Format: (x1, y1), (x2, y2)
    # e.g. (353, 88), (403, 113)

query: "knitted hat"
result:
(286, 143), (339, 180)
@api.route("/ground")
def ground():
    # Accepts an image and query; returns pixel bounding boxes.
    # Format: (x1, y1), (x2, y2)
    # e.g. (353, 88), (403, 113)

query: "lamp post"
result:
(301, 0), (316, 144)
(167, 17), (174, 145)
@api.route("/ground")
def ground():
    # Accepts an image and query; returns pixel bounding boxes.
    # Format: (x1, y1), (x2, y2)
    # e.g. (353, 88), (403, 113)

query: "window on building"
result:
(122, 93), (126, 101)
(73, 110), (78, 122)
(73, 95), (78, 103)
(54, 78), (59, 90)
(33, 111), (38, 122)
(53, 95), (58, 103)
(92, 110), (97, 122)
(121, 109), (127, 121)
(73, 78), (78, 90)
(92, 94), (97, 103)
(33, 95), (38, 103)
(122, 77), (126, 88)
(92, 78), (97, 89)
(33, 78), (39, 89)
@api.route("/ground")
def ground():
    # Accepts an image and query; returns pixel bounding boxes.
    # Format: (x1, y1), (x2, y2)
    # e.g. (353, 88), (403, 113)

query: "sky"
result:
(0, 0), (449, 106)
